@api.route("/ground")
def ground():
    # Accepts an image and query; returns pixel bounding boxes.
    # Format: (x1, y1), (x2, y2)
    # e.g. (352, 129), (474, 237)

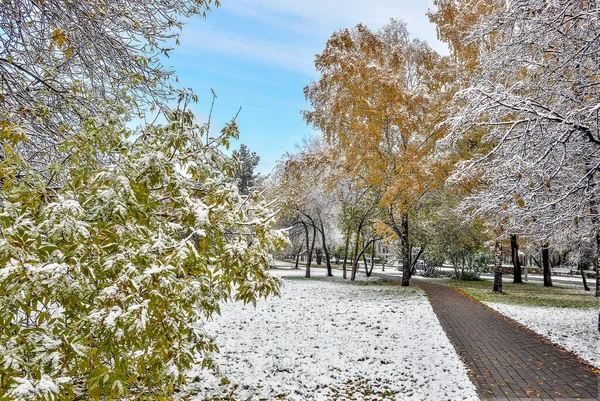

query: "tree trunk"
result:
(367, 250), (375, 277)
(579, 256), (590, 292)
(596, 262), (600, 298)
(303, 222), (311, 278)
(493, 240), (503, 293)
(542, 242), (552, 287)
(363, 252), (370, 277)
(595, 229), (600, 297)
(584, 162), (600, 297)
(294, 248), (300, 269)
(308, 224), (316, 276)
(351, 229), (360, 281)
(303, 222), (316, 279)
(342, 228), (350, 280)
(400, 214), (411, 286)
(371, 246), (375, 271)
(511, 234), (523, 284)
(316, 248), (322, 265)
(320, 221), (333, 277)
(409, 248), (424, 277)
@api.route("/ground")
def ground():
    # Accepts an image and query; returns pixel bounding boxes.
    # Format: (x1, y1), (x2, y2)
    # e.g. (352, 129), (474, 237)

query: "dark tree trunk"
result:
(320, 221), (333, 277)
(371, 246), (375, 271)
(351, 229), (360, 281)
(342, 229), (350, 280)
(542, 242), (552, 287)
(511, 234), (523, 284)
(308, 224), (316, 277)
(363, 252), (370, 276)
(588, 183), (600, 296)
(294, 248), (300, 269)
(579, 256), (590, 292)
(493, 240), (503, 293)
(316, 248), (322, 265)
(400, 214), (411, 286)
(367, 251), (375, 277)
(410, 248), (425, 277)
(302, 222), (311, 278)
(596, 230), (600, 297)
(303, 221), (316, 279)
(585, 163), (600, 297)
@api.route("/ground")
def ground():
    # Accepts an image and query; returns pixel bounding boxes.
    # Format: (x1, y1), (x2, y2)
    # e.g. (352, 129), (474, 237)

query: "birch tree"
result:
(304, 19), (454, 286)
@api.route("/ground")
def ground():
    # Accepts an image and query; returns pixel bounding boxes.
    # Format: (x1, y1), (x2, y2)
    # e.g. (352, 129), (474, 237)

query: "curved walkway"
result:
(375, 274), (599, 400)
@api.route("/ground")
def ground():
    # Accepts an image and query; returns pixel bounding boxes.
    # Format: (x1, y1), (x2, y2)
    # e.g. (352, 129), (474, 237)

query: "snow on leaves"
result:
(0, 97), (286, 399)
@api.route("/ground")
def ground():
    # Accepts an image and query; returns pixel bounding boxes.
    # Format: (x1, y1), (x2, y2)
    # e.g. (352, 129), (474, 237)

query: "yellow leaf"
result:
(51, 28), (67, 49)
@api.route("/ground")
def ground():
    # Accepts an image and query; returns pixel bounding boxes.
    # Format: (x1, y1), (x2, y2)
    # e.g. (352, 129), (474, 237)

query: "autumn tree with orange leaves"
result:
(303, 19), (455, 286)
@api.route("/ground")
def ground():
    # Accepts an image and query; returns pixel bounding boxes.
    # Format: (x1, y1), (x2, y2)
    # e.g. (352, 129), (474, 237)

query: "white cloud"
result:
(223, 0), (447, 54)
(180, 26), (315, 74)
(178, 0), (447, 76)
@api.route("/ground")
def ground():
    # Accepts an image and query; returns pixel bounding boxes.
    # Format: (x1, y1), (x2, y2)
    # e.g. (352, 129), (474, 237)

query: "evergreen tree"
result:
(233, 144), (260, 195)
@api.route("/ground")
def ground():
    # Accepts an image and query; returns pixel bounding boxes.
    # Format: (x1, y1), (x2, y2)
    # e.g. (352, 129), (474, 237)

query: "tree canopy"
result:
(0, 1), (287, 398)
(303, 19), (455, 285)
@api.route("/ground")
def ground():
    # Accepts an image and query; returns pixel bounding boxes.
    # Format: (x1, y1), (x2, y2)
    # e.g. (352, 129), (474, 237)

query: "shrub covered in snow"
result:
(0, 98), (287, 399)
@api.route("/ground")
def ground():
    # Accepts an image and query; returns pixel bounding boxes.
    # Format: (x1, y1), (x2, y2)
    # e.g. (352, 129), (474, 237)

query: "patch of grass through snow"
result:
(430, 278), (600, 309)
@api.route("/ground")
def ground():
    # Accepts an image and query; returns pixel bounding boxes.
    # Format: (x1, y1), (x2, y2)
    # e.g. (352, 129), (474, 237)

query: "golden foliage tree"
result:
(428, 0), (501, 76)
(303, 19), (454, 286)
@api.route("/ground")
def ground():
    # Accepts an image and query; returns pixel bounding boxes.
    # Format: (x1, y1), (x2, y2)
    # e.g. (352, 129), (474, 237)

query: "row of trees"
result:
(275, 1), (600, 297)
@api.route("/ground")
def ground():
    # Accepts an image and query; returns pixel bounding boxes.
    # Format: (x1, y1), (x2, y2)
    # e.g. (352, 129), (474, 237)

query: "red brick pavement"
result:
(375, 273), (599, 400)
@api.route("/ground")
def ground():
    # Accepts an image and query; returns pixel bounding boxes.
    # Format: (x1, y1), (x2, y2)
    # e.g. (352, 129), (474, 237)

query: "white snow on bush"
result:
(185, 268), (478, 400)
(486, 302), (600, 368)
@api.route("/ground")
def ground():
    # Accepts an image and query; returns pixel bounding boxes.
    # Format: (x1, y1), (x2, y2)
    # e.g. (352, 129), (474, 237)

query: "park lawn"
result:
(184, 267), (478, 401)
(429, 278), (600, 309)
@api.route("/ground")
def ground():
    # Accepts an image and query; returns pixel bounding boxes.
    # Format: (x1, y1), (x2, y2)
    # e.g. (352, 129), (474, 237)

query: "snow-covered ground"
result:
(184, 268), (478, 400)
(485, 302), (600, 369)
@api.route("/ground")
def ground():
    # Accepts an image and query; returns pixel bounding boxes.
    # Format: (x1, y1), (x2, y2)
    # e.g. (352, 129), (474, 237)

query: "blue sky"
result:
(167, 0), (447, 174)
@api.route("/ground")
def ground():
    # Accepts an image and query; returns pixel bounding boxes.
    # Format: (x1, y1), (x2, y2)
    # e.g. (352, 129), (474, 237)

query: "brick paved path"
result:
(413, 279), (598, 400)
(369, 272), (598, 400)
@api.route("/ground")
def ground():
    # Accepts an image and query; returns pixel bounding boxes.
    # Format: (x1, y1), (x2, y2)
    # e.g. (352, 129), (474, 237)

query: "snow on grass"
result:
(485, 302), (600, 369)
(184, 268), (478, 401)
